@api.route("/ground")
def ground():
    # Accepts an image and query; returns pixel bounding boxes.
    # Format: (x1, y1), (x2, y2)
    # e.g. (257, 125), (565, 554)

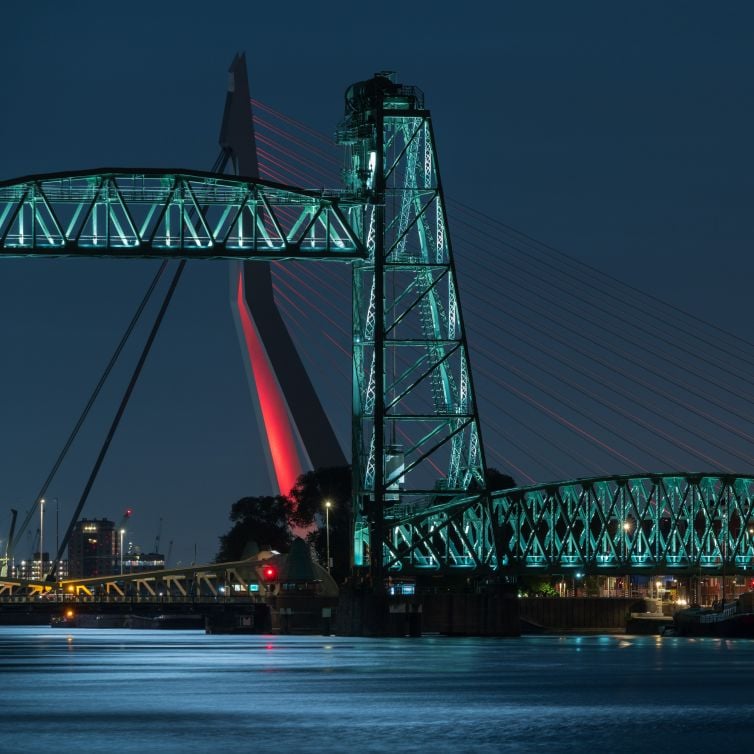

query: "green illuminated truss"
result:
(386, 474), (754, 575)
(0, 169), (364, 260)
(6, 84), (752, 585)
(338, 75), (487, 577)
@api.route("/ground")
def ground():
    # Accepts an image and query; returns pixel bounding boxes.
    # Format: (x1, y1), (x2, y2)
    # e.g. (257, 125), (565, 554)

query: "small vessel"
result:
(77, 613), (128, 629)
(125, 613), (205, 630)
(50, 609), (77, 628)
(674, 592), (754, 637)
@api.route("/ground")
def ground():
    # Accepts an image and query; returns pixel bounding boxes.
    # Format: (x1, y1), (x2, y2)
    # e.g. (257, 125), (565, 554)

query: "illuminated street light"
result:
(119, 528), (126, 575)
(39, 498), (45, 581)
(622, 520), (632, 596)
(324, 500), (332, 573)
(573, 571), (583, 597)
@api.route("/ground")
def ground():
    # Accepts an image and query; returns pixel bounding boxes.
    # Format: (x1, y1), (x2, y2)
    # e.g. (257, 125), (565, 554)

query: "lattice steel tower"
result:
(338, 73), (488, 582)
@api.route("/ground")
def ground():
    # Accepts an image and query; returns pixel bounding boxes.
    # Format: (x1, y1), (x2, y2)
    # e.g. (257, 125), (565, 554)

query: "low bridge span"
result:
(387, 473), (754, 577)
(0, 549), (335, 604)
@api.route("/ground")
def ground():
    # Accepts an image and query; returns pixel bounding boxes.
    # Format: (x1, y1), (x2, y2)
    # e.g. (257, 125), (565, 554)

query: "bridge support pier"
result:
(334, 587), (520, 637)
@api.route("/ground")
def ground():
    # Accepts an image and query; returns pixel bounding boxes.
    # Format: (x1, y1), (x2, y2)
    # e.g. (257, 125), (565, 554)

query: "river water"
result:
(2, 627), (751, 753)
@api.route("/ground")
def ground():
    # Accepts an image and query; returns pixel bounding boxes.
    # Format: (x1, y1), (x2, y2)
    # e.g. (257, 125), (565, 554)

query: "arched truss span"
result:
(0, 169), (365, 260)
(385, 473), (754, 576)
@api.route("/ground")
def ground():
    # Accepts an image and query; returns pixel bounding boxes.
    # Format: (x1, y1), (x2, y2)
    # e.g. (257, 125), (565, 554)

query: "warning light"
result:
(262, 565), (277, 581)
(125, 509), (133, 518)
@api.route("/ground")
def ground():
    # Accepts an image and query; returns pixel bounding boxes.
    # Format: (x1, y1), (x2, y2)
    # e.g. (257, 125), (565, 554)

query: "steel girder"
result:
(339, 75), (487, 576)
(0, 169), (365, 260)
(383, 474), (754, 576)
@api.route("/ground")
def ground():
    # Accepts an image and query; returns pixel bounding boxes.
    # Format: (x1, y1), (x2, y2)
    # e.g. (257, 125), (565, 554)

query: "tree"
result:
(215, 495), (293, 562)
(519, 575), (558, 597)
(485, 467), (516, 491)
(288, 465), (351, 583)
(288, 465), (352, 528)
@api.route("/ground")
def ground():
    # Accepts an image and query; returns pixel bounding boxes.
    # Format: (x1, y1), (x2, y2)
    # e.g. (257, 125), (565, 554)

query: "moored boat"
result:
(674, 592), (754, 637)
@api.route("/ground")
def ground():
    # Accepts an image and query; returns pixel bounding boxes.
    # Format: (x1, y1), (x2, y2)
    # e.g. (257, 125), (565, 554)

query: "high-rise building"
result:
(16, 553), (48, 580)
(16, 552), (69, 581)
(67, 519), (118, 578)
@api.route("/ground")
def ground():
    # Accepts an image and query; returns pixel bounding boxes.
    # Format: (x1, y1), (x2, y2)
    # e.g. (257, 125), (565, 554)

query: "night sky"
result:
(1, 2), (752, 566)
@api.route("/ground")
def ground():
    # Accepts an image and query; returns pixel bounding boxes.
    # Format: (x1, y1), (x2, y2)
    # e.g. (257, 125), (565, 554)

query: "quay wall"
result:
(518, 597), (642, 632)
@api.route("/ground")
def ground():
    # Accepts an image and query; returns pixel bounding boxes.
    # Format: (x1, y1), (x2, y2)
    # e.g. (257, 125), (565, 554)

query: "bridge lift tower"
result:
(337, 74), (488, 585)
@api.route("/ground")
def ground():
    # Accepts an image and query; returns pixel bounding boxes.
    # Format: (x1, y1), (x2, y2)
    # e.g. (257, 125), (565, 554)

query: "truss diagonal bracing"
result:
(385, 474), (754, 576)
(0, 169), (365, 260)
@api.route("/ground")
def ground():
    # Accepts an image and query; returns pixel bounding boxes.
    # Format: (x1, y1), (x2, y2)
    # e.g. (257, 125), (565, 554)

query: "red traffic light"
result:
(262, 565), (277, 581)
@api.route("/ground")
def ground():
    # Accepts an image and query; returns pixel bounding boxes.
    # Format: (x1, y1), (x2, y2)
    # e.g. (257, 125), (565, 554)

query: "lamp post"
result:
(55, 497), (59, 559)
(623, 520), (632, 597)
(325, 500), (332, 573)
(574, 572), (583, 597)
(39, 498), (45, 580)
(119, 528), (126, 575)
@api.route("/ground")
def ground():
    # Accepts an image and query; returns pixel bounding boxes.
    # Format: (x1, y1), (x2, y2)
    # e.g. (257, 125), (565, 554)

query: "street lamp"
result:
(39, 498), (45, 580)
(622, 521), (632, 597)
(119, 528), (126, 575)
(324, 500), (332, 573)
(54, 497), (60, 558)
(574, 572), (583, 597)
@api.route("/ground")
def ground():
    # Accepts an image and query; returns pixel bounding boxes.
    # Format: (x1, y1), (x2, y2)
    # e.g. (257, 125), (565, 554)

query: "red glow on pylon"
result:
(236, 269), (303, 495)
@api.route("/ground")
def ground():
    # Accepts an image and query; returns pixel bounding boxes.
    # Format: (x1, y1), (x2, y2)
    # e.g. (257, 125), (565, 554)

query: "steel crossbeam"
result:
(0, 169), (365, 260)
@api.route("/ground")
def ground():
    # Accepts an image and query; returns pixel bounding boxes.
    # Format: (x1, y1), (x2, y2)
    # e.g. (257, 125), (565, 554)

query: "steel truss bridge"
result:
(2, 74), (750, 584)
(386, 474), (754, 576)
(0, 169), (364, 260)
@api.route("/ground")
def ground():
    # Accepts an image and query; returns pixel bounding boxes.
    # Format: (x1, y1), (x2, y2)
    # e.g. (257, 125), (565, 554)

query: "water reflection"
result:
(1, 628), (752, 753)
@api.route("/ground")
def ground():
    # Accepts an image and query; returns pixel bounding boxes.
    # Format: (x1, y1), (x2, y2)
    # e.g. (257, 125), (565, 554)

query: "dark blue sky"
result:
(1, 2), (752, 565)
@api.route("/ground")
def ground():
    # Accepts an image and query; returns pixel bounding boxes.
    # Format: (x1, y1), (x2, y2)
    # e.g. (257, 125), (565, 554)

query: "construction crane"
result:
(116, 508), (133, 532)
(0, 509), (18, 577)
(116, 508), (133, 559)
(153, 517), (162, 554)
